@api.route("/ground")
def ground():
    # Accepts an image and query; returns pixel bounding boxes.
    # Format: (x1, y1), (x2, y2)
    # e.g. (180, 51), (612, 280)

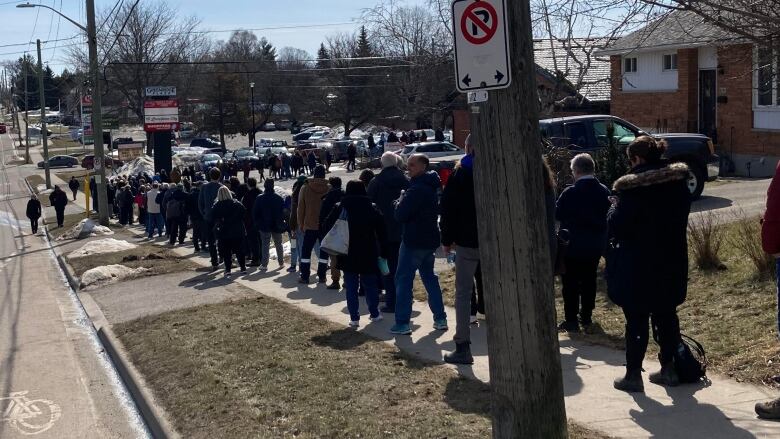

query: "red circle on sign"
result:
(460, 1), (498, 45)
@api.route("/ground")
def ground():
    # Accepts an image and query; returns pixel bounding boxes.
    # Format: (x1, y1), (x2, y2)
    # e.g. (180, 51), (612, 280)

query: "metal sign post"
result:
(452, 0), (512, 93)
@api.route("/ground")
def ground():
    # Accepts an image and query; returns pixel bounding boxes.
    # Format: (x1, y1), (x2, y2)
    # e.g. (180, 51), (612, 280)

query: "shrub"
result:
(729, 212), (776, 280)
(688, 212), (726, 270)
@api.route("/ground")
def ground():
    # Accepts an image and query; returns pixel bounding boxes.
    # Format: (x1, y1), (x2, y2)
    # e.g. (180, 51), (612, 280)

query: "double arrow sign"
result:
(461, 70), (505, 87)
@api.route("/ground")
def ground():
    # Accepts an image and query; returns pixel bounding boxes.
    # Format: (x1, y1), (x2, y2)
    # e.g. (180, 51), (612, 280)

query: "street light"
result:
(18, 1), (109, 226)
(249, 82), (256, 148)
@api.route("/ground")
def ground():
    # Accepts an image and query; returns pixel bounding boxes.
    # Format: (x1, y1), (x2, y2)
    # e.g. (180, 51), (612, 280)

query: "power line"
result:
(49, 0), (63, 61)
(99, 0), (139, 65)
(99, 0), (124, 29)
(0, 35), (78, 49)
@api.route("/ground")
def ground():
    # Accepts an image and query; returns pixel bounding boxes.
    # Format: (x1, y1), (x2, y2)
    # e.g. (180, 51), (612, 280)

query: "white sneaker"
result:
(349, 320), (360, 328)
(470, 315), (478, 325)
(369, 314), (384, 323)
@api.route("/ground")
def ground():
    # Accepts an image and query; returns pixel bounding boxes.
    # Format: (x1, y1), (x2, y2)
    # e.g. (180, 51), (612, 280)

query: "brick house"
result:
(599, 11), (780, 177)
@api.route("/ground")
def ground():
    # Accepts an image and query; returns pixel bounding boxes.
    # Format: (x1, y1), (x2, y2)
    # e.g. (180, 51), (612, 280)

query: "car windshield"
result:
(271, 141), (285, 147)
(402, 146), (415, 154)
(235, 150), (253, 157)
(202, 154), (220, 161)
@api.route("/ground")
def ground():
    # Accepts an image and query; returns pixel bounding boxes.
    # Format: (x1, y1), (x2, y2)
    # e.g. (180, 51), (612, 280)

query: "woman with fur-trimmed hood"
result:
(606, 135), (692, 393)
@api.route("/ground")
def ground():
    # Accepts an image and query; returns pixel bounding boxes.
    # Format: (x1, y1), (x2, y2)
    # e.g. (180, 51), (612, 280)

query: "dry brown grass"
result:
(688, 212), (726, 270)
(66, 243), (197, 278)
(729, 214), (776, 280)
(114, 295), (608, 439)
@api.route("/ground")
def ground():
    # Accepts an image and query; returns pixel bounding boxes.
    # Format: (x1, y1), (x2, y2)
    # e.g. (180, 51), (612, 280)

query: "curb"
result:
(96, 325), (179, 439)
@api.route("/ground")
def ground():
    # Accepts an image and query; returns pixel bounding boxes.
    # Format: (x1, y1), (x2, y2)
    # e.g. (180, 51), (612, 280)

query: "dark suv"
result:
(539, 115), (719, 198)
(190, 137), (223, 150)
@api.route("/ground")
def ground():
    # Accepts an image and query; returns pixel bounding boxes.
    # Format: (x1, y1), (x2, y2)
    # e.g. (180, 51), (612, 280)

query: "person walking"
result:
(297, 165), (330, 283)
(254, 179), (286, 270)
(166, 184), (188, 245)
(368, 152), (409, 313)
(211, 186), (247, 277)
(48, 185), (68, 228)
(198, 168), (224, 270)
(319, 177), (344, 289)
(187, 181), (205, 252)
(118, 182), (135, 226)
(282, 153), (292, 180)
(323, 180), (388, 327)
(292, 152), (303, 177)
(434, 128), (445, 142)
(68, 176), (79, 201)
(346, 142), (357, 172)
(146, 183), (164, 238)
(757, 160), (780, 419)
(556, 153), (612, 332)
(441, 136), (478, 364)
(306, 151), (317, 176)
(390, 154), (447, 335)
(242, 178), (262, 266)
(25, 195), (42, 234)
(607, 137), (692, 393)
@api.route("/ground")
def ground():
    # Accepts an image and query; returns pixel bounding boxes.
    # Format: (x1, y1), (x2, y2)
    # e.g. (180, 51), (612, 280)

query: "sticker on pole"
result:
(452, 0), (511, 92)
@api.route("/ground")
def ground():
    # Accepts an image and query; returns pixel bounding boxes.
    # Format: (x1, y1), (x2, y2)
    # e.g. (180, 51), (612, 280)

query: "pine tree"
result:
(316, 43), (330, 70)
(356, 26), (372, 59)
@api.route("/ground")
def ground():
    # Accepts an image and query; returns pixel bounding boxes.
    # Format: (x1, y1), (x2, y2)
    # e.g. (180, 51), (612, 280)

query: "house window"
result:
(756, 45), (778, 107)
(663, 53), (678, 71)
(624, 57), (637, 73)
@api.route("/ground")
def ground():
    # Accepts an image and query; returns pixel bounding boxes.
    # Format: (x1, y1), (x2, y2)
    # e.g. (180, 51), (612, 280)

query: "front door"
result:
(699, 70), (717, 141)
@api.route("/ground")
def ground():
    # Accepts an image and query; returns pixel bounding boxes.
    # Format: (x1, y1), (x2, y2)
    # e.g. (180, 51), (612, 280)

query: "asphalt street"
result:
(0, 132), (147, 438)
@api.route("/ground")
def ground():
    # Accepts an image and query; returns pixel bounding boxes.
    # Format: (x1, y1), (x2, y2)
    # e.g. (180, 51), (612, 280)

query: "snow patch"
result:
(68, 238), (137, 258)
(58, 219), (114, 240)
(115, 155), (155, 179)
(80, 264), (149, 288)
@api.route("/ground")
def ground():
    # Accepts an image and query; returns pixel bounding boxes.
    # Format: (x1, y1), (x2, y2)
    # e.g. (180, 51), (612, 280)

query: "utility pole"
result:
(468, 1), (568, 437)
(86, 0), (108, 226)
(37, 40), (52, 189)
(24, 59), (30, 164)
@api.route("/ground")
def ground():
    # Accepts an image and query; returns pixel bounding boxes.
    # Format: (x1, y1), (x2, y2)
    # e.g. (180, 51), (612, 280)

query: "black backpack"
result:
(673, 334), (708, 383)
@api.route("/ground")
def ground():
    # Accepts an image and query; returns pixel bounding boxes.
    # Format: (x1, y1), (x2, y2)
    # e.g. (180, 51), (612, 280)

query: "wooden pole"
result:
(469, 1), (568, 437)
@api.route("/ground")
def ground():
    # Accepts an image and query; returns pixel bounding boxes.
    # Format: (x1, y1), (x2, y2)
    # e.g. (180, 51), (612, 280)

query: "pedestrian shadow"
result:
(629, 385), (756, 438)
(178, 270), (228, 290)
(311, 327), (371, 351)
(443, 375), (492, 416)
(284, 282), (347, 308)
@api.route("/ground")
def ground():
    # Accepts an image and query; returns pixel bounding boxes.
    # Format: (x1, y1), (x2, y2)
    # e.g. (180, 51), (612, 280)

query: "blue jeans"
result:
(146, 212), (164, 237)
(394, 243), (446, 325)
(344, 272), (380, 321)
(289, 230), (298, 266)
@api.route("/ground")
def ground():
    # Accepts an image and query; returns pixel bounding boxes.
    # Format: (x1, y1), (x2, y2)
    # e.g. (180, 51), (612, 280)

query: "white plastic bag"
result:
(321, 208), (349, 256)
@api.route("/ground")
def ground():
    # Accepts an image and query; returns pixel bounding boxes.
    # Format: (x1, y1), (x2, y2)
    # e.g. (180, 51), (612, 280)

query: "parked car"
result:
(81, 154), (123, 170)
(38, 155), (78, 168)
(190, 137), (223, 150)
(198, 153), (222, 172)
(258, 146), (290, 158)
(261, 122), (277, 131)
(0, 124), (6, 134)
(413, 129), (436, 141)
(539, 114), (719, 198)
(292, 131), (315, 143)
(179, 123), (195, 138)
(399, 141), (463, 159)
(230, 148), (261, 168)
(331, 139), (369, 161)
(276, 120), (291, 130)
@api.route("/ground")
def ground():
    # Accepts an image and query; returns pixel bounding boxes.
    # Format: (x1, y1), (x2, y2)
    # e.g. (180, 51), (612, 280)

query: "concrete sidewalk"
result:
(141, 235), (778, 439)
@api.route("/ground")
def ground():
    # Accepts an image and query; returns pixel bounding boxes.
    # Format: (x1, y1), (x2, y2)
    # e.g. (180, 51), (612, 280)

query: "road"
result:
(0, 132), (147, 438)
(692, 178), (771, 222)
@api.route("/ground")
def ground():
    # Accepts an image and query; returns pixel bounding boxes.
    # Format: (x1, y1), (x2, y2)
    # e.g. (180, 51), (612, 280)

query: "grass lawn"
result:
(66, 243), (197, 279)
(115, 295), (608, 439)
(412, 220), (780, 388)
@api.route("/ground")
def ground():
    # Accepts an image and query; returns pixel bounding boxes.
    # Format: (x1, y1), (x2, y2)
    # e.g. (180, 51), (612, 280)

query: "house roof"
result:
(597, 10), (742, 56)
(533, 37), (615, 103)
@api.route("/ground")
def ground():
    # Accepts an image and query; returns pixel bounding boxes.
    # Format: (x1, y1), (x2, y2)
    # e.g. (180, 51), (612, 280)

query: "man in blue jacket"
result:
(555, 153), (611, 332)
(253, 178), (286, 270)
(390, 154), (447, 335)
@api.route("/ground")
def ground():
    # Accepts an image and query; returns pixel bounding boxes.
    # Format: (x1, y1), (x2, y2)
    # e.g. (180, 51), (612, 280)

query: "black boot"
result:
(649, 362), (680, 387)
(444, 342), (474, 365)
(613, 369), (644, 393)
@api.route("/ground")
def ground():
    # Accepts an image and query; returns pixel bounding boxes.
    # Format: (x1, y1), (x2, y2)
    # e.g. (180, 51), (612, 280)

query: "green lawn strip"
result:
(115, 295), (608, 438)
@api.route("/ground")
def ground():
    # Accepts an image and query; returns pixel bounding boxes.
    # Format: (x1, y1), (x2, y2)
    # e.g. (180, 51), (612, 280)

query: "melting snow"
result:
(58, 219), (114, 240)
(80, 264), (149, 288)
(68, 238), (137, 258)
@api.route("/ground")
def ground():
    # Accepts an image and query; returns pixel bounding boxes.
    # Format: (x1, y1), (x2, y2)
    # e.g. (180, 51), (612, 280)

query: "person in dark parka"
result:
(68, 177), (79, 201)
(49, 185), (68, 227)
(211, 186), (248, 277)
(607, 136), (692, 393)
(241, 178), (262, 265)
(555, 153), (612, 332)
(323, 180), (388, 326)
(26, 195), (42, 234)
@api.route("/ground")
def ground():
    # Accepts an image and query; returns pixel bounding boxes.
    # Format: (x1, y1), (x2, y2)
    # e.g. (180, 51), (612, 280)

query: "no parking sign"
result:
(452, 0), (511, 92)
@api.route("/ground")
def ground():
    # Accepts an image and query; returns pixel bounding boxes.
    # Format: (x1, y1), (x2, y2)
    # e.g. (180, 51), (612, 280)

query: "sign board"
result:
(144, 99), (179, 132)
(81, 95), (93, 144)
(468, 90), (489, 103)
(103, 118), (119, 129)
(117, 142), (145, 161)
(93, 155), (104, 171)
(452, 0), (511, 92)
(144, 86), (176, 97)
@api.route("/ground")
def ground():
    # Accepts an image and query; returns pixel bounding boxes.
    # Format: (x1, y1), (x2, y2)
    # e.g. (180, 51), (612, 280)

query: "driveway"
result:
(692, 178), (770, 222)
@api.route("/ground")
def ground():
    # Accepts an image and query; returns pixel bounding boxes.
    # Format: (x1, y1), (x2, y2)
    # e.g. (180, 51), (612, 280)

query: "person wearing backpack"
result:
(607, 137), (692, 393)
(757, 161), (780, 419)
(166, 184), (188, 245)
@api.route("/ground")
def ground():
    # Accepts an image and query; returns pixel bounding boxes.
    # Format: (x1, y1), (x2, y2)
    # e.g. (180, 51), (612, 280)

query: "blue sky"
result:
(0, 0), (427, 72)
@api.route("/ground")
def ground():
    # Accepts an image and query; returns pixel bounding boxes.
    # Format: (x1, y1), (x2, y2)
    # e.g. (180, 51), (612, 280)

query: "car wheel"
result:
(684, 161), (705, 200)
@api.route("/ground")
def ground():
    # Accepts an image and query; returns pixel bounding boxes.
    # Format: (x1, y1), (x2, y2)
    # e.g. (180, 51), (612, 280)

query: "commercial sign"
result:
(81, 95), (93, 144)
(117, 142), (145, 161)
(143, 99), (179, 132)
(144, 86), (176, 97)
(452, 0), (512, 92)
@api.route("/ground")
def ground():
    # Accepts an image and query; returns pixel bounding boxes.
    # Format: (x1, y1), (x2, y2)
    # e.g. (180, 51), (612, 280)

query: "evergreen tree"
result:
(316, 43), (330, 70)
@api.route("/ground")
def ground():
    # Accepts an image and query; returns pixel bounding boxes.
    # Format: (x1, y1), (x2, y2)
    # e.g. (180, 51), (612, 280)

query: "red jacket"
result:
(761, 162), (780, 255)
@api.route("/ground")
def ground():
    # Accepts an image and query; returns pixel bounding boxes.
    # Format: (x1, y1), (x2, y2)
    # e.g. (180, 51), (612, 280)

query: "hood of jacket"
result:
(613, 162), (689, 193)
(376, 167), (409, 190)
(411, 171), (441, 190)
(306, 178), (329, 196)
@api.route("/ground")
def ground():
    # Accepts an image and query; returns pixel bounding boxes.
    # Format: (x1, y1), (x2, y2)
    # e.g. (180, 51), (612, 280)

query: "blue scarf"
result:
(460, 154), (474, 170)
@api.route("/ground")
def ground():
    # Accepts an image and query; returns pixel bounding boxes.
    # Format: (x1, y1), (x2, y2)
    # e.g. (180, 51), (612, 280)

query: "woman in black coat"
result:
(26, 195), (42, 234)
(324, 180), (388, 327)
(607, 136), (692, 393)
(210, 186), (247, 277)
